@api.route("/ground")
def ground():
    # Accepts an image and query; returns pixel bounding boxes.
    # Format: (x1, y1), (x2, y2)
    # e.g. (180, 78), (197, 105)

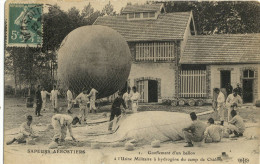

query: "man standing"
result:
(67, 87), (73, 114)
(123, 87), (132, 109)
(35, 85), (42, 116)
(6, 115), (37, 145)
(51, 85), (60, 113)
(182, 112), (207, 147)
(75, 88), (89, 124)
(204, 118), (223, 143)
(52, 114), (80, 144)
(88, 87), (98, 113)
(131, 86), (140, 113)
(226, 83), (233, 97)
(214, 88), (226, 126)
(234, 83), (242, 96)
(41, 87), (50, 111)
(108, 91), (127, 131)
(226, 90), (243, 122)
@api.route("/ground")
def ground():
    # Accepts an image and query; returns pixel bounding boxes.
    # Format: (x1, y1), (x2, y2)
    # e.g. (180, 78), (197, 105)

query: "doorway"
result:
(243, 79), (253, 103)
(148, 80), (158, 102)
(220, 70), (231, 88)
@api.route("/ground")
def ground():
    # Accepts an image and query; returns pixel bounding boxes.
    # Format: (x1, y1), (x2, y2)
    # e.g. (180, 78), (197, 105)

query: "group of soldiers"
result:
(181, 83), (245, 147)
(7, 85), (141, 146)
(182, 109), (245, 147)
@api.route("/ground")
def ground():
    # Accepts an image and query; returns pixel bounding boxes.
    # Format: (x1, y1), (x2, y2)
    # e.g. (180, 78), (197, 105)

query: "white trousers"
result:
(132, 102), (138, 113)
(52, 99), (58, 109)
(90, 99), (96, 111)
(42, 98), (47, 109)
(52, 119), (67, 141)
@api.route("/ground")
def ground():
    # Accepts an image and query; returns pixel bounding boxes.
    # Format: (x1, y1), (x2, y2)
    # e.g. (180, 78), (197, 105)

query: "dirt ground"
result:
(3, 97), (260, 164)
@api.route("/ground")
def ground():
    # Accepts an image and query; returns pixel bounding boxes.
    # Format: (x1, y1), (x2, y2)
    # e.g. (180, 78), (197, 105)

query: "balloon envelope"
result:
(57, 25), (132, 98)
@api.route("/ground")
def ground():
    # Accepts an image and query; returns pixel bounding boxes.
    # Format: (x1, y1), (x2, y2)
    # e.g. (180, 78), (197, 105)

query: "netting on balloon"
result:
(57, 65), (130, 99)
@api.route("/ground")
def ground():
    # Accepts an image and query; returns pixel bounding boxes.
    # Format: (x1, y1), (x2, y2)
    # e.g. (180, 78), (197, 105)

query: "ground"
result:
(3, 97), (260, 164)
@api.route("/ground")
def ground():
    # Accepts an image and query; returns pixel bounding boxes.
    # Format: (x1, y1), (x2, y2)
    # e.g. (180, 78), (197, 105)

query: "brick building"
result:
(94, 3), (260, 104)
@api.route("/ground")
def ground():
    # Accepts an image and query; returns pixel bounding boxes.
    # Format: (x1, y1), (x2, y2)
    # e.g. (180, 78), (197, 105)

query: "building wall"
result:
(180, 19), (191, 56)
(210, 64), (260, 103)
(128, 62), (176, 102)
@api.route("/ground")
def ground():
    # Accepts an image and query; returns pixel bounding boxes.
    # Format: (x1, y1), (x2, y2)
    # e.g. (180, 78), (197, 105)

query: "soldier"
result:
(214, 88), (226, 126)
(88, 87), (98, 113)
(226, 89), (243, 122)
(204, 118), (223, 143)
(123, 87), (132, 109)
(41, 87), (50, 111)
(67, 86), (73, 114)
(35, 85), (43, 116)
(108, 91), (127, 131)
(182, 112), (207, 147)
(131, 86), (140, 113)
(75, 88), (89, 124)
(227, 110), (245, 137)
(51, 85), (60, 113)
(6, 115), (38, 145)
(52, 114), (80, 144)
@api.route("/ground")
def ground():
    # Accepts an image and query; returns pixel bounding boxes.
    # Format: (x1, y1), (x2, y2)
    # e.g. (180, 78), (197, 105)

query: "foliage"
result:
(164, 1), (260, 34)
(102, 1), (116, 16)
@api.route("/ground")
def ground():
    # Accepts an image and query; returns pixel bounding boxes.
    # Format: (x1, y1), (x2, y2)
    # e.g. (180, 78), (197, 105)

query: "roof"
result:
(121, 3), (163, 14)
(94, 12), (192, 41)
(180, 34), (260, 64)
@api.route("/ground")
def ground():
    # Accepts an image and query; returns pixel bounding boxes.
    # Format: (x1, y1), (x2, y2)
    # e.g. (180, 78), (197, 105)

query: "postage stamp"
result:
(7, 3), (42, 47)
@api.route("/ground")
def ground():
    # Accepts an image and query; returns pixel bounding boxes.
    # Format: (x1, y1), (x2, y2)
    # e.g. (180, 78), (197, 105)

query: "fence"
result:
(180, 70), (207, 98)
(136, 42), (175, 61)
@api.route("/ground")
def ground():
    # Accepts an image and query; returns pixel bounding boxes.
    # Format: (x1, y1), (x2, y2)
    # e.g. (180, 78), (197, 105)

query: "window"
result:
(149, 12), (155, 18)
(136, 42), (175, 61)
(180, 70), (207, 98)
(243, 70), (255, 78)
(129, 13), (134, 19)
(135, 13), (141, 18)
(143, 12), (149, 18)
(128, 12), (156, 20)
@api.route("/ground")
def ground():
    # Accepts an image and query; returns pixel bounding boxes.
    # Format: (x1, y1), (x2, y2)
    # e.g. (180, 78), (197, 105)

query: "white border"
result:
(0, 1), (5, 164)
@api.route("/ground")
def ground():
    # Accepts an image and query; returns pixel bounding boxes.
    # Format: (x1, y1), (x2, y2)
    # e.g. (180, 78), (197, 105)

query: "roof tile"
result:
(180, 34), (260, 64)
(94, 12), (191, 41)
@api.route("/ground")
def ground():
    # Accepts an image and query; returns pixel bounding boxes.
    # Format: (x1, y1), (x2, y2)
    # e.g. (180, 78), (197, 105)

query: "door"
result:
(136, 80), (148, 103)
(148, 80), (158, 102)
(220, 70), (231, 88)
(243, 79), (253, 103)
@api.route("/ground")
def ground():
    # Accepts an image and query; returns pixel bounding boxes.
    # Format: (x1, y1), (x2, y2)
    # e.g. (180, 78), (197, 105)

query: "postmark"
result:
(7, 3), (43, 47)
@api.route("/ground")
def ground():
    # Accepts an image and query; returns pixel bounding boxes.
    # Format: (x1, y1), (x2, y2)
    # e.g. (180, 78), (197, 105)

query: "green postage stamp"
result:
(7, 3), (43, 47)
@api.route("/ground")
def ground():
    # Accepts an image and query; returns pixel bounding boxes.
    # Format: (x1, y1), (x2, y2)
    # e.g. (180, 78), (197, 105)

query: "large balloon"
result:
(57, 25), (132, 98)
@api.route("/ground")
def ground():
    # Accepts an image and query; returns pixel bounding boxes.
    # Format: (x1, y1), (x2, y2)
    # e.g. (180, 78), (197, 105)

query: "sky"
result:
(56, 0), (148, 13)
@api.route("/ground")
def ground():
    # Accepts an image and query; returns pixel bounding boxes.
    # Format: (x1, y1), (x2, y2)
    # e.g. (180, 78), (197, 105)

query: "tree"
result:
(164, 1), (260, 35)
(81, 3), (94, 18)
(102, 1), (115, 16)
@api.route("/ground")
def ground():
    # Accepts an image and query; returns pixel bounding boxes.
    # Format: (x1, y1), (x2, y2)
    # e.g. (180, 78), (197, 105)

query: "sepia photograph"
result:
(3, 0), (260, 163)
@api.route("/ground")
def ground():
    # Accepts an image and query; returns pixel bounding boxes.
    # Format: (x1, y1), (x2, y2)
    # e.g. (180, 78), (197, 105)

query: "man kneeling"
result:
(6, 115), (37, 145)
(182, 112), (207, 147)
(227, 110), (245, 137)
(204, 118), (223, 143)
(52, 114), (80, 144)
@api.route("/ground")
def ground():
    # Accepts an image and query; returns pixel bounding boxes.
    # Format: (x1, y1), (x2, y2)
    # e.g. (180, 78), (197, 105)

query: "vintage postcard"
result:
(3, 0), (260, 164)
